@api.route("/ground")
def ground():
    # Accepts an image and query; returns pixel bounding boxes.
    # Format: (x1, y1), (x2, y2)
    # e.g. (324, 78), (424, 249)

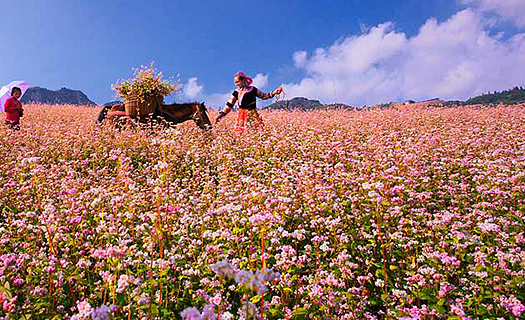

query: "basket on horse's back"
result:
(124, 96), (162, 117)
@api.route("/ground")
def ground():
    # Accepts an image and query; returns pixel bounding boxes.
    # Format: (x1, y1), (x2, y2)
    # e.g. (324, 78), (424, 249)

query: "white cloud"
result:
(205, 92), (232, 109)
(182, 77), (203, 99)
(252, 73), (268, 88)
(461, 0), (525, 27)
(282, 9), (525, 106)
(293, 51), (308, 68)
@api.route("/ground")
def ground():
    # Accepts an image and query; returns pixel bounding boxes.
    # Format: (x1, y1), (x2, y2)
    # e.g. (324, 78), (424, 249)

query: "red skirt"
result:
(236, 109), (263, 132)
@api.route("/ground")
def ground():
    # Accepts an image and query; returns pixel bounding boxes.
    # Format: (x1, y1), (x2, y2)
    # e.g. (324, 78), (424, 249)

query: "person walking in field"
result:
(4, 87), (24, 130)
(215, 71), (282, 132)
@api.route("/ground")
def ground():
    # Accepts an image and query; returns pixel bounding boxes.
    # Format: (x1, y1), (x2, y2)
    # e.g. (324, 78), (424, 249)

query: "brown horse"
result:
(97, 102), (212, 130)
(160, 102), (212, 130)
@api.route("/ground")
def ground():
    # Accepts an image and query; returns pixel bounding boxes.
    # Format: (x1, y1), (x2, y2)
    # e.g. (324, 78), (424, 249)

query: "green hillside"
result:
(465, 86), (525, 105)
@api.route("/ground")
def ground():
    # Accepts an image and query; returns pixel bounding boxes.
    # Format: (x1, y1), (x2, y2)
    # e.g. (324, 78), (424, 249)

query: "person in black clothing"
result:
(215, 71), (282, 131)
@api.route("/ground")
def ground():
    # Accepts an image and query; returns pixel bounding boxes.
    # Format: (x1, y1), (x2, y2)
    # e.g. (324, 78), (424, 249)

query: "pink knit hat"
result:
(234, 71), (253, 86)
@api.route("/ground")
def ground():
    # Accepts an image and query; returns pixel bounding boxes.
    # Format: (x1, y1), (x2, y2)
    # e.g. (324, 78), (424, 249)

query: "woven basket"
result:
(124, 96), (162, 117)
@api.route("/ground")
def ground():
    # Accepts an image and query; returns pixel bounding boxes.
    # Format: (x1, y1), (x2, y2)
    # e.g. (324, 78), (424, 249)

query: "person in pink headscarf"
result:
(215, 71), (282, 132)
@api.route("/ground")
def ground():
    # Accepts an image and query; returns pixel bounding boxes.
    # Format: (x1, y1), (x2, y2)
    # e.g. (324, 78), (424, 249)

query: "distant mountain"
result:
(103, 101), (123, 107)
(264, 97), (354, 110)
(265, 97), (322, 110)
(21, 87), (97, 106)
(324, 103), (356, 109)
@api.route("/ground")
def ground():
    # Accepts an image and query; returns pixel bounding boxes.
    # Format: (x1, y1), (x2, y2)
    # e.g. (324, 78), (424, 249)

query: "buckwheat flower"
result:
(210, 293), (222, 305)
(308, 284), (324, 298)
(155, 161), (169, 171)
(76, 258), (91, 269)
(180, 307), (202, 320)
(137, 293), (149, 305)
(21, 157), (40, 165)
(202, 304), (217, 320)
(392, 289), (407, 299)
(99, 271), (113, 283)
(219, 311), (234, 320)
(91, 305), (114, 320)
(2, 296), (17, 313)
(116, 274), (130, 293)
(374, 279), (385, 288)
(438, 282), (455, 299)
(357, 275), (369, 285)
(362, 182), (373, 190)
(71, 300), (93, 319)
(238, 301), (258, 318)
(78, 300), (93, 315)
(450, 303), (467, 318)
(260, 268), (280, 283)
(235, 270), (254, 286)
(477, 222), (500, 233)
(277, 196), (292, 203)
(319, 242), (330, 252)
(499, 295), (525, 316)
(210, 260), (237, 279)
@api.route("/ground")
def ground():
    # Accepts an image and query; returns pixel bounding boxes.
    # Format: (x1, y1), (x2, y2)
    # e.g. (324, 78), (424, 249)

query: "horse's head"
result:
(192, 102), (212, 130)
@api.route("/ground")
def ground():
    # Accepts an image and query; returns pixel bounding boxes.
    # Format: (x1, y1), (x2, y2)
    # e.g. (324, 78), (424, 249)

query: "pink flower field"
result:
(0, 104), (524, 319)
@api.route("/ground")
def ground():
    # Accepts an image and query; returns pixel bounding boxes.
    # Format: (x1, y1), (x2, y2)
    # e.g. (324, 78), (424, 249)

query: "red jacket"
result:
(4, 97), (23, 122)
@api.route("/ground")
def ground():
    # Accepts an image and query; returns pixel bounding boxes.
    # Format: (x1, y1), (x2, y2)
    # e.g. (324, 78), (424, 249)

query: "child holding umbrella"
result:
(4, 87), (24, 130)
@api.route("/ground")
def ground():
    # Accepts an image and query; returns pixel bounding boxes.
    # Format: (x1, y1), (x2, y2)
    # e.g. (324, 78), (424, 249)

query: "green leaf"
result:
(292, 308), (308, 316)
(269, 308), (282, 316)
(250, 294), (262, 303)
(430, 303), (446, 314)
(282, 287), (293, 294)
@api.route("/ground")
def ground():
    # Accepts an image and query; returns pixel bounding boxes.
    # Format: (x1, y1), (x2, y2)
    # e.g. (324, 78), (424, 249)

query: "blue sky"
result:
(1, 0), (524, 107)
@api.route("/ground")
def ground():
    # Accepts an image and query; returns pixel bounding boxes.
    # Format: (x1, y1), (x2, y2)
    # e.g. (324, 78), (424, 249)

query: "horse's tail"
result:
(97, 105), (112, 124)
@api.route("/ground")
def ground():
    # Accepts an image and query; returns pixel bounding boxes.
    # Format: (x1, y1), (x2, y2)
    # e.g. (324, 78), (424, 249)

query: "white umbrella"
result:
(0, 80), (30, 112)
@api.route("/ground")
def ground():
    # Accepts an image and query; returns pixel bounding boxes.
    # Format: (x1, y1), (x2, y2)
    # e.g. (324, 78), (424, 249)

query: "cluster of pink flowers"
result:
(70, 300), (115, 320)
(498, 295), (525, 317)
(0, 104), (524, 318)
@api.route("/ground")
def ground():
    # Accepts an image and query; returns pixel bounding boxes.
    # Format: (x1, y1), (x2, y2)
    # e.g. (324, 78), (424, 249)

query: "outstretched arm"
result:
(256, 87), (283, 100)
(215, 94), (237, 124)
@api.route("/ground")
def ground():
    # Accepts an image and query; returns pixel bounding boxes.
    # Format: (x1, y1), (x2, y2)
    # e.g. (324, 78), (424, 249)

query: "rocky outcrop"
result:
(21, 87), (97, 106)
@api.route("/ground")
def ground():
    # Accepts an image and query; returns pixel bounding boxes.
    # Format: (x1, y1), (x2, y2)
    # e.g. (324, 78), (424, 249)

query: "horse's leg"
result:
(150, 108), (167, 127)
(158, 109), (181, 127)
